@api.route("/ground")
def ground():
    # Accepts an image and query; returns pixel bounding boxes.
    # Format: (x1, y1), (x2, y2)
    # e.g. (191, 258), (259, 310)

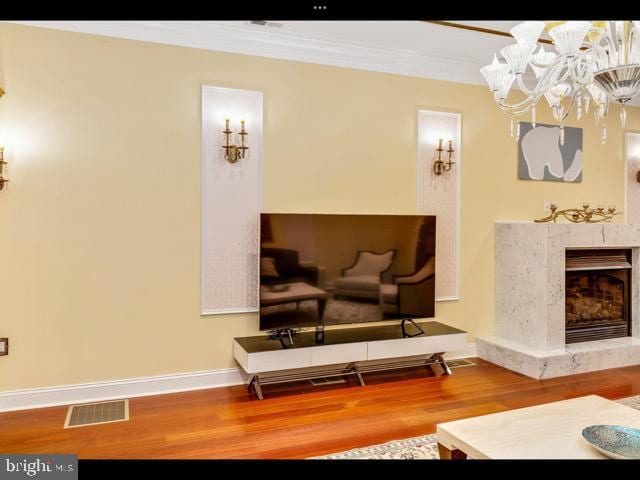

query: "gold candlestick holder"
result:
(222, 118), (249, 164)
(534, 202), (622, 223)
(433, 139), (455, 175)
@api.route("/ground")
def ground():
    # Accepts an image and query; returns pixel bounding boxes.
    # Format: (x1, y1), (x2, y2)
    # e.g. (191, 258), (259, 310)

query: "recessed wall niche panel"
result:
(626, 132), (640, 225)
(201, 86), (263, 315)
(417, 110), (461, 300)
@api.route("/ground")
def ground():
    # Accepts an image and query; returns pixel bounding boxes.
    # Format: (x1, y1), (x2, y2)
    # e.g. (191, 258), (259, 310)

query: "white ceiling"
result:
(10, 20), (639, 105)
(9, 20), (524, 86)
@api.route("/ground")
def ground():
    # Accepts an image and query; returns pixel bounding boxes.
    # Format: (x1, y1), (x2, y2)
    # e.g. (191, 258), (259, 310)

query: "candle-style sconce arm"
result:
(0, 147), (8, 191)
(222, 119), (249, 164)
(433, 139), (455, 175)
(534, 203), (622, 224)
(0, 87), (7, 191)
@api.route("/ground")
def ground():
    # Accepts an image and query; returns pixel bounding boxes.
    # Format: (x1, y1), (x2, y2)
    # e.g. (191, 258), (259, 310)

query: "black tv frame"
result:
(259, 213), (436, 341)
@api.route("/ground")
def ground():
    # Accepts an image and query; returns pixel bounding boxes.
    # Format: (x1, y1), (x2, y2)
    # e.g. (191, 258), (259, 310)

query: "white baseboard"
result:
(0, 368), (248, 413)
(0, 343), (477, 413)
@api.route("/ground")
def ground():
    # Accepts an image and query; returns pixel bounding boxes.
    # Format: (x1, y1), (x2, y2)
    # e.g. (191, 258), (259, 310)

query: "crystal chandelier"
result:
(480, 21), (640, 144)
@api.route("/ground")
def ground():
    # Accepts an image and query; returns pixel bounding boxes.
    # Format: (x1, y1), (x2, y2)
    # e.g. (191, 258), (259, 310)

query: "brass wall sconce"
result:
(534, 202), (622, 224)
(222, 118), (248, 164)
(0, 147), (8, 191)
(0, 87), (6, 190)
(433, 138), (455, 175)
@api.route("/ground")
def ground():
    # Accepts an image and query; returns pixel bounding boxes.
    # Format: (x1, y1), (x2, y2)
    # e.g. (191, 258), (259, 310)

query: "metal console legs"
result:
(246, 353), (452, 400)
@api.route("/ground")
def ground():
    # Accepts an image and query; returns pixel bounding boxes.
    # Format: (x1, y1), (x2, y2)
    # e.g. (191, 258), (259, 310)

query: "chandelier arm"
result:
(495, 95), (538, 114)
(535, 56), (569, 93)
(567, 57), (581, 84)
(583, 52), (598, 81)
(496, 104), (531, 116)
(535, 60), (572, 97)
(515, 74), (537, 97)
(559, 91), (578, 121)
(597, 26), (618, 68)
(602, 33), (615, 53)
(570, 56), (593, 86)
(496, 105), (528, 116)
(496, 100), (538, 116)
(555, 65), (573, 86)
(576, 34), (605, 84)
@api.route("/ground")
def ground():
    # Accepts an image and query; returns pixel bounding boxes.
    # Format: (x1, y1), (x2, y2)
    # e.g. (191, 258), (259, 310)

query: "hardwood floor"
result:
(3, 358), (640, 459)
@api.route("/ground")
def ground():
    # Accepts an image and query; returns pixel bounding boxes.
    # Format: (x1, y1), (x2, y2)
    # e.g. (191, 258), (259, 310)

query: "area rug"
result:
(312, 394), (640, 459)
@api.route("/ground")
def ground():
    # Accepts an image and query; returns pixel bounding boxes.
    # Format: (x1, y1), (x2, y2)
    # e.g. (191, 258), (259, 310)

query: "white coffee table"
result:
(436, 395), (640, 459)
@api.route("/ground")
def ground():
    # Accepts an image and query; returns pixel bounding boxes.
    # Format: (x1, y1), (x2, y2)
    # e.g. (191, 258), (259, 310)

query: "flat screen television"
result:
(259, 213), (436, 332)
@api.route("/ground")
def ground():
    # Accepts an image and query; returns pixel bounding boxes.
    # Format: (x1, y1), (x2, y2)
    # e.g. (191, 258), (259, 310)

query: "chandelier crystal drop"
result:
(480, 21), (640, 144)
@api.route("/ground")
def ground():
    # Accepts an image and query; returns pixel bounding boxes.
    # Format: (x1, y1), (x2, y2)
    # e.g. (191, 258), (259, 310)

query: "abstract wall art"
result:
(517, 122), (583, 183)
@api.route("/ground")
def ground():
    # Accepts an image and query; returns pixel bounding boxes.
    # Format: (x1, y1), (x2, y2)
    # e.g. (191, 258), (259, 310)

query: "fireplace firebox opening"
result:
(565, 248), (631, 344)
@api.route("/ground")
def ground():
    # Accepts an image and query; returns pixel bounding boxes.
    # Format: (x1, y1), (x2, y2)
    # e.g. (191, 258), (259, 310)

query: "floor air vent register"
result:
(445, 358), (476, 368)
(64, 399), (129, 428)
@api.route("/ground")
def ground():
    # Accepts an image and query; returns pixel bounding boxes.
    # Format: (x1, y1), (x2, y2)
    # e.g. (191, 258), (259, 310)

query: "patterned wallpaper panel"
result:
(201, 86), (262, 314)
(627, 133), (640, 225)
(417, 111), (461, 300)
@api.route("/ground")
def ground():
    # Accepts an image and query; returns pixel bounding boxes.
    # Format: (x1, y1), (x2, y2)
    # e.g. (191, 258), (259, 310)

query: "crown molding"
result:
(11, 21), (492, 87)
(9, 21), (640, 106)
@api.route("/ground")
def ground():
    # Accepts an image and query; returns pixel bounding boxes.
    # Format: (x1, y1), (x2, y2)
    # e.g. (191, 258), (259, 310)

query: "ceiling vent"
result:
(248, 21), (284, 29)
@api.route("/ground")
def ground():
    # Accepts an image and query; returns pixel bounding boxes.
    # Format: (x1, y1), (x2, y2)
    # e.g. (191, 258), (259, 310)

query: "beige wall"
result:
(0, 23), (638, 391)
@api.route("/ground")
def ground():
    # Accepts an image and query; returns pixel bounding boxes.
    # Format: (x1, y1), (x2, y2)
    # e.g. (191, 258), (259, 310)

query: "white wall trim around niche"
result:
(416, 109), (462, 302)
(0, 343), (476, 412)
(201, 85), (263, 315)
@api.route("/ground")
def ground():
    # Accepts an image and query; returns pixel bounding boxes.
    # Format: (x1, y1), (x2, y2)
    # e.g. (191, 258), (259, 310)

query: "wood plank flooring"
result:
(3, 358), (640, 459)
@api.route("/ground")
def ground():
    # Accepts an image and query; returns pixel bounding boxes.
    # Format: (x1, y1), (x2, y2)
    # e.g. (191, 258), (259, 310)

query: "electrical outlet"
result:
(0, 338), (7, 356)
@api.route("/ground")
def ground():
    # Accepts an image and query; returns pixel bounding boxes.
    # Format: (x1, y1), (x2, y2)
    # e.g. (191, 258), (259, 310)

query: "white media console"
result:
(233, 321), (467, 399)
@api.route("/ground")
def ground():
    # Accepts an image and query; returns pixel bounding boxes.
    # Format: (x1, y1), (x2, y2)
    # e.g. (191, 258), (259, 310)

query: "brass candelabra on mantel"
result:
(534, 202), (622, 223)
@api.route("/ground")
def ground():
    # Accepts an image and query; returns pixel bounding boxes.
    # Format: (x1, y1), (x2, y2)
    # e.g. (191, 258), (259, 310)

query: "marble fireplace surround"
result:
(477, 222), (640, 379)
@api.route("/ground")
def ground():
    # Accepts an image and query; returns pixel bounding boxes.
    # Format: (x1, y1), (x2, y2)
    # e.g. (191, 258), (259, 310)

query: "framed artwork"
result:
(518, 122), (583, 182)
